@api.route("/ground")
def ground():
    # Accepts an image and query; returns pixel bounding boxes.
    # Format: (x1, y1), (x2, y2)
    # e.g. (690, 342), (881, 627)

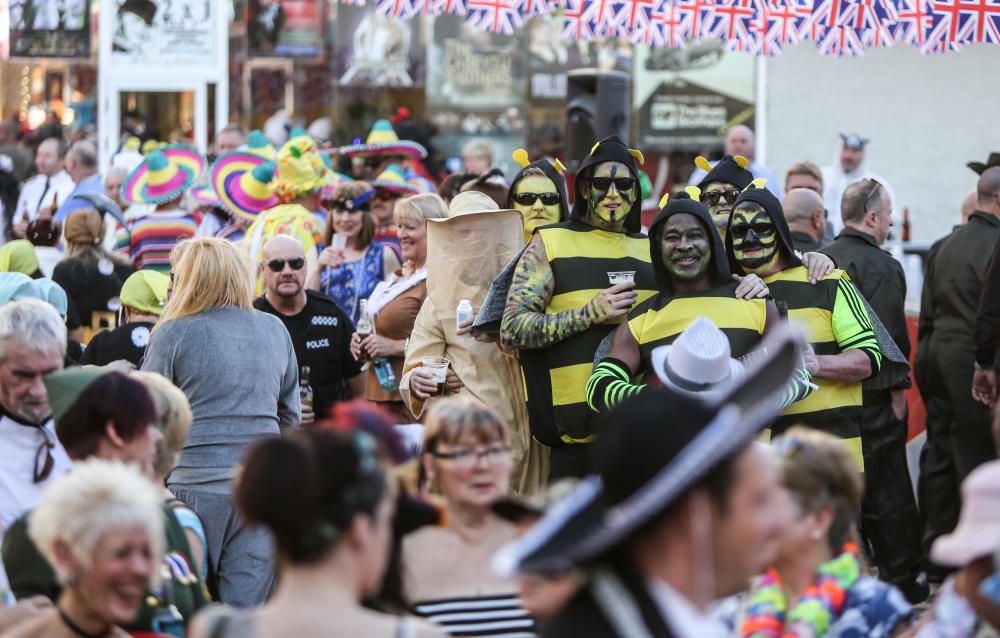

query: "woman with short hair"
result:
(141, 236), (300, 607)
(4, 459), (164, 637)
(402, 396), (537, 637)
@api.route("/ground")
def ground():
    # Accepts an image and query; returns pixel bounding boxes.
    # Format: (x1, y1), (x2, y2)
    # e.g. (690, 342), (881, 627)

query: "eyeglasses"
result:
(701, 189), (742, 207)
(729, 222), (774, 237)
(266, 258), (306, 272)
(512, 192), (561, 207)
(33, 425), (55, 484)
(433, 444), (511, 468)
(589, 177), (637, 193)
(375, 190), (399, 202)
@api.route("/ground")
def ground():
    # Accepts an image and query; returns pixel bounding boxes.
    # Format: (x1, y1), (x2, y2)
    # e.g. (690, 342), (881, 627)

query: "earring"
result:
(59, 571), (77, 588)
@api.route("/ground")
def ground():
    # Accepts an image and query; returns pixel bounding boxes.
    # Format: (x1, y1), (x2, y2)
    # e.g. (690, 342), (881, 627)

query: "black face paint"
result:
(730, 209), (779, 274)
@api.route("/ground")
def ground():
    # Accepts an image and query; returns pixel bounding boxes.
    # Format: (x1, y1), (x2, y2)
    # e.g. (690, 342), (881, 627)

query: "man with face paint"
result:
(726, 185), (881, 470)
(507, 149), (569, 244)
(695, 155), (755, 241)
(501, 136), (656, 479)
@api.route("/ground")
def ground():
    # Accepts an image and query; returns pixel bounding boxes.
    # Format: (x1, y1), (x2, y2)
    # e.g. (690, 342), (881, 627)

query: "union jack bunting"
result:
(376, 0), (423, 18)
(892, 0), (932, 43)
(614, 0), (659, 39)
(706, 0), (758, 47)
(816, 22), (867, 51)
(842, 0), (899, 30)
(647, 0), (693, 46)
(519, 0), (556, 17)
(860, 22), (897, 43)
(563, 0), (599, 38)
(424, 0), (467, 14)
(582, 0), (624, 35)
(806, 0), (851, 36)
(465, 0), (524, 32)
(676, 0), (717, 38)
(944, 0), (1000, 42)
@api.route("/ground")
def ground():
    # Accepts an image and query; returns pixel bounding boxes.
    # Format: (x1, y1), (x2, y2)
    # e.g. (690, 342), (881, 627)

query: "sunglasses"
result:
(701, 189), (742, 207)
(730, 222), (774, 237)
(589, 177), (637, 192)
(329, 200), (368, 213)
(375, 191), (399, 202)
(34, 425), (55, 484)
(512, 192), (561, 207)
(266, 258), (306, 272)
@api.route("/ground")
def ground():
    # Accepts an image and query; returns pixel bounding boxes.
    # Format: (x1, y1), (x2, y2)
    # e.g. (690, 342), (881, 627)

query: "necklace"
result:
(58, 605), (111, 638)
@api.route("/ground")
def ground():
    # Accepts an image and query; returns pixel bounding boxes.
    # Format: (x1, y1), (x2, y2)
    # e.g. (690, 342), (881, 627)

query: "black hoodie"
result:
(647, 192), (731, 295)
(726, 186), (803, 276)
(571, 135), (643, 234)
(507, 158), (570, 224)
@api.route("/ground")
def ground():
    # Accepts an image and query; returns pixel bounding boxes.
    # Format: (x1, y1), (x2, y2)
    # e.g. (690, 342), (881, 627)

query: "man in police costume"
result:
(501, 136), (656, 479)
(254, 235), (363, 424)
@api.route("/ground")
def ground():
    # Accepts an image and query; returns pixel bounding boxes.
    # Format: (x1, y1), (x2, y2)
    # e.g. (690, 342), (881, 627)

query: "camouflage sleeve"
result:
(500, 234), (605, 350)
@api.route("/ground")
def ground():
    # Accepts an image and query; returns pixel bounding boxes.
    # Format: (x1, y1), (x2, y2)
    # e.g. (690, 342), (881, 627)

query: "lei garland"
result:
(741, 543), (861, 638)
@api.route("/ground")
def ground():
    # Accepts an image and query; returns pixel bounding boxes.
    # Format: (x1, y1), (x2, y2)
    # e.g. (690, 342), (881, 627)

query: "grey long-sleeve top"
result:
(141, 306), (300, 491)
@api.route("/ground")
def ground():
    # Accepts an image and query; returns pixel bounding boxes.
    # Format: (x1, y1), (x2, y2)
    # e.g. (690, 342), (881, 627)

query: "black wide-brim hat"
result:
(494, 324), (803, 577)
(968, 152), (1000, 175)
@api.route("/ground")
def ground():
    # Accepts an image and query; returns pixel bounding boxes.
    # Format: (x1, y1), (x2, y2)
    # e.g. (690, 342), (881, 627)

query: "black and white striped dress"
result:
(412, 594), (537, 637)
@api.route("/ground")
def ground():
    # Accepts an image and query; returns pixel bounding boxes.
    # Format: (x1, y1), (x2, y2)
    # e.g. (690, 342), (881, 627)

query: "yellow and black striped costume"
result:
(765, 265), (881, 464)
(526, 223), (656, 445)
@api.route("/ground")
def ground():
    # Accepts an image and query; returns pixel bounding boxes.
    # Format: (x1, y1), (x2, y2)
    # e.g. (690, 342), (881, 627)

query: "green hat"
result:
(0, 240), (40, 276)
(120, 270), (170, 316)
(44, 366), (111, 424)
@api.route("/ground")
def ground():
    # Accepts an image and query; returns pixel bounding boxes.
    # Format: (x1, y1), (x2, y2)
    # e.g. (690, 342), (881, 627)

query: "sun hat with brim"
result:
(120, 270), (170, 316)
(121, 145), (205, 205)
(335, 119), (428, 160)
(650, 317), (745, 401)
(0, 240), (40, 275)
(44, 366), (113, 425)
(211, 151), (279, 222)
(372, 164), (419, 196)
(967, 152), (1000, 175)
(247, 130), (276, 160)
(931, 459), (1000, 567)
(493, 324), (803, 578)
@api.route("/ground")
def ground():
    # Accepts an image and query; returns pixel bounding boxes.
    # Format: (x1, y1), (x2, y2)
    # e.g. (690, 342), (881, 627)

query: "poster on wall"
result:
(633, 41), (755, 151)
(109, 0), (218, 66)
(8, 0), (91, 57)
(335, 5), (423, 87)
(524, 15), (631, 101)
(248, 0), (323, 58)
(426, 13), (523, 109)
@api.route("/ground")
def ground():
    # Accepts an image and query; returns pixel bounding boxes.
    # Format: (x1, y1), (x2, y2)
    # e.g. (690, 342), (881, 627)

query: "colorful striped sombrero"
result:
(246, 130), (276, 160)
(336, 119), (427, 160)
(121, 145), (204, 205)
(190, 184), (223, 209)
(211, 151), (279, 222)
(372, 164), (419, 196)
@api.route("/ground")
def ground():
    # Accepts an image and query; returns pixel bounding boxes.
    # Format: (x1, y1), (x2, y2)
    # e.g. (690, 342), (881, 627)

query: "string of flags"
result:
(348, 0), (1000, 56)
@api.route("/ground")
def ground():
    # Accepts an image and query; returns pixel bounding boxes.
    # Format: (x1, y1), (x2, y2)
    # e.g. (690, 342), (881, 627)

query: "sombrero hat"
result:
(372, 164), (419, 196)
(493, 324), (803, 578)
(246, 130), (275, 160)
(211, 151), (279, 222)
(337, 119), (427, 160)
(121, 145), (205, 205)
(190, 184), (223, 209)
(321, 171), (356, 201)
(273, 143), (331, 201)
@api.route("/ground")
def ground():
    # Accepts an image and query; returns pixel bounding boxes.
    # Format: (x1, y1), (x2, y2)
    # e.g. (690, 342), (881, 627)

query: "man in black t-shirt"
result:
(254, 235), (363, 424)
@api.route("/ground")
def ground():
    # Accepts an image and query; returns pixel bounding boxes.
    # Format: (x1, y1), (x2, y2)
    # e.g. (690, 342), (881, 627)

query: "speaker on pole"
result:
(564, 69), (631, 174)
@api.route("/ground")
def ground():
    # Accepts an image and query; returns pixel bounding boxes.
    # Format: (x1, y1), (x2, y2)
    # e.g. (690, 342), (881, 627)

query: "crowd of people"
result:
(0, 113), (997, 638)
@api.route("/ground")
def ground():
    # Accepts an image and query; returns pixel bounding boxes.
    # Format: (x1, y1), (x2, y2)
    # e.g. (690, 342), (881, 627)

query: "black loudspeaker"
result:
(565, 69), (631, 174)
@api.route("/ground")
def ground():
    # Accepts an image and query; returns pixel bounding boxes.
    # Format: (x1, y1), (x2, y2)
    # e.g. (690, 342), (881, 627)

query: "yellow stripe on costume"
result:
(787, 307), (835, 343)
(630, 297), (766, 344)
(550, 363), (594, 407)
(541, 227), (652, 263)
(549, 289), (656, 317)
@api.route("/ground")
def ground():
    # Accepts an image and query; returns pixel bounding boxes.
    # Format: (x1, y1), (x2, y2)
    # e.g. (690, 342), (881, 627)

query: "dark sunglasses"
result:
(701, 189), (742, 207)
(512, 192), (561, 207)
(730, 222), (774, 237)
(267, 258), (306, 272)
(375, 190), (399, 202)
(33, 425), (55, 484)
(589, 176), (636, 192)
(329, 200), (368, 213)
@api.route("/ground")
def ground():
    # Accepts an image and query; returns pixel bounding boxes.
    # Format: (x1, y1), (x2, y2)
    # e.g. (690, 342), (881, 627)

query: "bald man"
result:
(784, 188), (826, 252)
(921, 166), (1000, 580)
(687, 125), (782, 197)
(253, 235), (363, 424)
(960, 190), (977, 225)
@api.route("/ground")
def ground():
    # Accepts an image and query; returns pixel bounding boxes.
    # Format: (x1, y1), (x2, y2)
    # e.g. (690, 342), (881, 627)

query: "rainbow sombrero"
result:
(246, 130), (275, 160)
(121, 145), (205, 205)
(190, 184), (224, 209)
(336, 119), (427, 160)
(211, 151), (279, 222)
(372, 164), (419, 196)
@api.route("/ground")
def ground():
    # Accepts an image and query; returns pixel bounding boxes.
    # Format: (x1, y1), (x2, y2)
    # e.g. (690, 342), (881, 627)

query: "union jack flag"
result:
(582, 0), (624, 35)
(376, 0), (422, 18)
(424, 0), (467, 14)
(860, 22), (897, 44)
(677, 0), (717, 38)
(943, 0), (1000, 41)
(816, 23), (867, 51)
(519, 0), (556, 17)
(842, 0), (899, 30)
(465, 0), (524, 32)
(563, 0), (599, 38)
(806, 0), (851, 36)
(892, 0), (932, 43)
(613, 0), (659, 38)
(706, 0), (758, 47)
(647, 0), (694, 46)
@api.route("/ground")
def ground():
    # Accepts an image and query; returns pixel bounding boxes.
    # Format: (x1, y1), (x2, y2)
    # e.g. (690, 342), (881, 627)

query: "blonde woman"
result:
(350, 194), (447, 423)
(307, 181), (401, 325)
(141, 237), (300, 607)
(4, 459), (164, 637)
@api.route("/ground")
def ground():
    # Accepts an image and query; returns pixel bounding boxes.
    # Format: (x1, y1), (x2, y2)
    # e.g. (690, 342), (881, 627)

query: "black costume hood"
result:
(726, 185), (802, 276)
(648, 190), (731, 294)
(571, 135), (644, 234)
(507, 149), (570, 224)
(697, 154), (754, 190)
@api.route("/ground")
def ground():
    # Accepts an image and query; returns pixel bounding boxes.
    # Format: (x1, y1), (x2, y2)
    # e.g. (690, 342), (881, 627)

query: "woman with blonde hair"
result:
(52, 208), (134, 340)
(141, 236), (300, 607)
(351, 194), (447, 423)
(402, 396), (536, 637)
(308, 181), (401, 325)
(4, 459), (164, 637)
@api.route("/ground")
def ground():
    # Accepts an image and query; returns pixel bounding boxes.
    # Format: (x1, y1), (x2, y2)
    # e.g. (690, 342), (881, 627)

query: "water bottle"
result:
(375, 357), (398, 392)
(456, 299), (473, 333)
(355, 300), (373, 363)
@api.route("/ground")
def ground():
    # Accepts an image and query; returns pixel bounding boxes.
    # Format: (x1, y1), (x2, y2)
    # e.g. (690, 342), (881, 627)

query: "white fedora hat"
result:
(650, 316), (745, 400)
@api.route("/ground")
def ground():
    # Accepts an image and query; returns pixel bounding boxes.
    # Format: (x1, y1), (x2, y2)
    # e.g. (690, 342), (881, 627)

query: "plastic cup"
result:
(331, 234), (348, 251)
(421, 356), (450, 396)
(608, 271), (636, 285)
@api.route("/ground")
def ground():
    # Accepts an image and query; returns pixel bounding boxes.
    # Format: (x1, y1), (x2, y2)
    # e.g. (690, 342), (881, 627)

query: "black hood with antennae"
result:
(571, 135), (644, 234)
